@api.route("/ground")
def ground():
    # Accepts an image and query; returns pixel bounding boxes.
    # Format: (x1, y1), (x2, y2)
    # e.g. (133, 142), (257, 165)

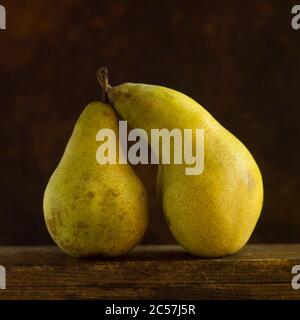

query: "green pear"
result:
(43, 102), (148, 257)
(108, 83), (263, 257)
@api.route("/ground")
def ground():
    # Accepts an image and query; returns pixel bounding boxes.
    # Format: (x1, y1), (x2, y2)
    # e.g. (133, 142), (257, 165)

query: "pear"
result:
(108, 83), (263, 257)
(43, 102), (148, 257)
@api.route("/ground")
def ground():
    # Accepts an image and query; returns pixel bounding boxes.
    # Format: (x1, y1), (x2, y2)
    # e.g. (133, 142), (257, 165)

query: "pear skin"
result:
(43, 102), (148, 257)
(108, 83), (263, 257)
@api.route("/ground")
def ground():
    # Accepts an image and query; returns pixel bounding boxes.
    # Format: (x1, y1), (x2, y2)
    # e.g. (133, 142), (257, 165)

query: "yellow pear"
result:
(43, 102), (148, 257)
(108, 83), (263, 257)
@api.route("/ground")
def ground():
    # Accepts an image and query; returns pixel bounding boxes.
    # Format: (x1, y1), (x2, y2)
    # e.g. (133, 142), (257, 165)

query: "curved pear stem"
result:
(97, 67), (111, 103)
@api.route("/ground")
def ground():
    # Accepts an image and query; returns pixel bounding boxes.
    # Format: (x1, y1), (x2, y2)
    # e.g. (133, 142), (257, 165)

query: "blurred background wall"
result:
(0, 0), (299, 245)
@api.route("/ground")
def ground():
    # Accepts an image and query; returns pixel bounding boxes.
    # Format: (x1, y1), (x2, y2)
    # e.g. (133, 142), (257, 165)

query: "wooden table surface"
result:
(0, 245), (299, 300)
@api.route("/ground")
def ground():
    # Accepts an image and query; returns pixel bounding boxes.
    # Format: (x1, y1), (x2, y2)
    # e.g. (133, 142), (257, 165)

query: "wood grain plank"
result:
(1, 284), (299, 300)
(0, 245), (299, 299)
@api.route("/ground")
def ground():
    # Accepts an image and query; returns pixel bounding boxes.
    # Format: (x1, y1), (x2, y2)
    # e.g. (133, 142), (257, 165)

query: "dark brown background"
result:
(0, 0), (299, 245)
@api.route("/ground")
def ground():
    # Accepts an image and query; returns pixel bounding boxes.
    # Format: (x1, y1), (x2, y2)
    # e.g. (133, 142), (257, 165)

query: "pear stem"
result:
(97, 67), (111, 103)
